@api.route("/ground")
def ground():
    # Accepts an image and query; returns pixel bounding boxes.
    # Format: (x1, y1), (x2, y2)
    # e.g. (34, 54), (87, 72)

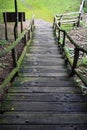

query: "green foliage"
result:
(79, 56), (87, 67)
(84, 1), (87, 12)
(0, 0), (80, 22)
(0, 0), (14, 11)
(0, 63), (8, 69)
(0, 40), (7, 45)
(84, 7), (87, 13)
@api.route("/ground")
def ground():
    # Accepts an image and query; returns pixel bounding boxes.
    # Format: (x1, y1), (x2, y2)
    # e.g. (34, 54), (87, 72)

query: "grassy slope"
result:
(0, 0), (80, 22)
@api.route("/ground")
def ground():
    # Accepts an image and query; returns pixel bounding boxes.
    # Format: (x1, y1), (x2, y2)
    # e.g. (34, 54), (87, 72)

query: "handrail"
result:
(0, 16), (34, 98)
(56, 12), (80, 17)
(0, 15), (35, 58)
(54, 16), (87, 53)
(53, 16), (87, 87)
(0, 30), (27, 58)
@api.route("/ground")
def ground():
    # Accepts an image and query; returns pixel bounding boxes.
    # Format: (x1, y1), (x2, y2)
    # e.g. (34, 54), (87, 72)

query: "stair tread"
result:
(1, 112), (87, 124)
(0, 20), (87, 128)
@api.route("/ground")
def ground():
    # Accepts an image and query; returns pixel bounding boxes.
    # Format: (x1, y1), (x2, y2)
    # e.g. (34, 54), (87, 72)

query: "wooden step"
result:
(0, 112), (87, 124)
(25, 53), (62, 58)
(12, 77), (76, 87)
(2, 101), (87, 112)
(0, 125), (87, 130)
(6, 93), (87, 102)
(8, 86), (81, 93)
(23, 60), (65, 67)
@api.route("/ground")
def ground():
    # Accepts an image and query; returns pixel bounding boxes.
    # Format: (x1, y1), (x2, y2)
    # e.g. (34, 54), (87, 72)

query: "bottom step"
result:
(0, 124), (87, 130)
(0, 112), (87, 124)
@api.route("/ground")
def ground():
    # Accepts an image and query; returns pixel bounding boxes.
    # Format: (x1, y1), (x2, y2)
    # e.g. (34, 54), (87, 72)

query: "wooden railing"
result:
(53, 0), (85, 27)
(79, 0), (85, 13)
(0, 16), (34, 100)
(53, 17), (87, 87)
(54, 12), (80, 27)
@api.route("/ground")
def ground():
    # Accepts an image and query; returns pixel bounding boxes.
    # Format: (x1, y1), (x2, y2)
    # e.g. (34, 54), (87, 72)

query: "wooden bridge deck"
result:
(0, 20), (87, 130)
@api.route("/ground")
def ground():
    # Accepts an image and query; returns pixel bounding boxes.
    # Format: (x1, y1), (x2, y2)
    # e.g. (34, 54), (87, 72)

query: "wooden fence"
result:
(53, 0), (85, 27)
(53, 17), (87, 89)
(0, 16), (34, 100)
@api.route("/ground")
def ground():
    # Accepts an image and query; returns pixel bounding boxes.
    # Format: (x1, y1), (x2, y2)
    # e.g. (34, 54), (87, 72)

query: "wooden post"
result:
(4, 13), (8, 40)
(62, 31), (66, 47)
(58, 22), (61, 27)
(70, 48), (79, 76)
(24, 33), (27, 45)
(83, 0), (85, 7)
(11, 0), (18, 78)
(31, 25), (33, 32)
(53, 17), (55, 29)
(77, 12), (81, 27)
(58, 29), (60, 43)
(61, 31), (66, 52)
(28, 30), (30, 40)
(21, 12), (23, 33)
(12, 49), (17, 67)
(54, 23), (56, 35)
(14, 0), (18, 40)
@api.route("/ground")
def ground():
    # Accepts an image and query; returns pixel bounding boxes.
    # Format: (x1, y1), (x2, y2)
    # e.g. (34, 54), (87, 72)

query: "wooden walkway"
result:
(0, 20), (87, 130)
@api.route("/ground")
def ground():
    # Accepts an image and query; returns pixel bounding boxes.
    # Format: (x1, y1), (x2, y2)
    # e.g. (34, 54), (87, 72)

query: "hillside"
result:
(0, 0), (80, 22)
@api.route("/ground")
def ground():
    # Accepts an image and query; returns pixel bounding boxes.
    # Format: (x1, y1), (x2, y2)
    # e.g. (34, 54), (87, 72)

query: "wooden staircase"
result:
(0, 20), (87, 130)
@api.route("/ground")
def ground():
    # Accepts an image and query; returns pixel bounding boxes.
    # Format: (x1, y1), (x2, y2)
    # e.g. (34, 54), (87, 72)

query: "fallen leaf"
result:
(11, 107), (14, 111)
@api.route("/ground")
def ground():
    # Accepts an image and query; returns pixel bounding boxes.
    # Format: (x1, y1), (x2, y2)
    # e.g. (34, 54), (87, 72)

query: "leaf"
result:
(0, 63), (8, 69)
(11, 107), (14, 111)
(21, 96), (25, 99)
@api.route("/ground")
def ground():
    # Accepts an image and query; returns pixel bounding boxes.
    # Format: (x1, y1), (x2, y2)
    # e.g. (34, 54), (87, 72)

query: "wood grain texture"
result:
(0, 20), (87, 129)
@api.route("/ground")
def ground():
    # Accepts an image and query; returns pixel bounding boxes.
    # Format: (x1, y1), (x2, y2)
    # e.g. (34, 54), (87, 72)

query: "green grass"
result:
(0, 0), (80, 22)
(84, 7), (87, 13)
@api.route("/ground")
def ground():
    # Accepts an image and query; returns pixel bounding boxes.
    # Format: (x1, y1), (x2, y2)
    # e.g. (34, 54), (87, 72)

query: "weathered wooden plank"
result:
(0, 125), (87, 130)
(8, 87), (81, 93)
(25, 53), (62, 58)
(6, 93), (87, 102)
(24, 57), (64, 62)
(30, 44), (58, 47)
(56, 12), (79, 17)
(0, 112), (87, 124)
(20, 67), (67, 72)
(27, 50), (59, 55)
(2, 101), (87, 112)
(22, 61), (65, 67)
(18, 75), (73, 80)
(60, 19), (78, 23)
(12, 76), (76, 87)
(28, 46), (59, 51)
(23, 59), (64, 64)
(12, 81), (75, 87)
(12, 78), (76, 87)
(20, 66), (67, 71)
(19, 72), (68, 77)
(13, 76), (71, 83)
(28, 45), (58, 48)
